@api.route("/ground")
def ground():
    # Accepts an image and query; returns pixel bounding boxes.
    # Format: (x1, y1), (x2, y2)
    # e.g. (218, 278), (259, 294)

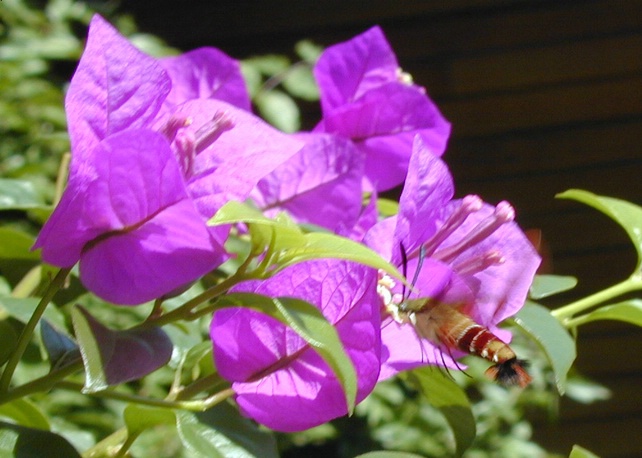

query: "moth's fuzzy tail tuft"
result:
(484, 358), (531, 388)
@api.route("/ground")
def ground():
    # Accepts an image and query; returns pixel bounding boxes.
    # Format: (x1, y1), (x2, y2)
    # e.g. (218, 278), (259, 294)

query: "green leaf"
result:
(376, 198), (400, 217)
(558, 189), (642, 273)
(250, 211), (307, 254)
(255, 89), (300, 133)
(0, 178), (47, 211)
(210, 201), (402, 281)
(123, 404), (176, 438)
(70, 306), (108, 392)
(564, 376), (611, 404)
(210, 201), (305, 253)
(0, 228), (40, 260)
(275, 296), (358, 414)
(574, 299), (642, 327)
(355, 452), (427, 458)
(529, 274), (578, 300)
(282, 63), (319, 101)
(281, 232), (402, 280)
(0, 296), (66, 330)
(218, 293), (358, 414)
(242, 54), (290, 76)
(294, 39), (323, 63)
(40, 320), (80, 370)
(71, 306), (173, 392)
(0, 421), (81, 457)
(410, 368), (476, 457)
(513, 302), (576, 394)
(176, 406), (278, 458)
(569, 444), (600, 458)
(0, 399), (50, 430)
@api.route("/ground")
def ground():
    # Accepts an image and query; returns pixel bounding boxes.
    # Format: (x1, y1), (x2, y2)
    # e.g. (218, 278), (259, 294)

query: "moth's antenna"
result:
(409, 244), (426, 294)
(399, 242), (409, 299)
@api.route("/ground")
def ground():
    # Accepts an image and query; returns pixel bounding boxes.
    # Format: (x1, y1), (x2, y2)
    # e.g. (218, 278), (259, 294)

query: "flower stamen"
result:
(194, 112), (234, 153)
(433, 200), (515, 263)
(452, 249), (506, 275)
(422, 194), (483, 256)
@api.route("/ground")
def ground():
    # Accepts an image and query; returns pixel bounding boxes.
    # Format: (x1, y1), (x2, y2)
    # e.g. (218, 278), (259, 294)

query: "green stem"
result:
(562, 314), (595, 330)
(54, 153), (71, 207)
(199, 387), (235, 410)
(145, 270), (255, 328)
(0, 359), (83, 405)
(174, 372), (226, 401)
(0, 268), (71, 394)
(82, 427), (127, 458)
(54, 381), (211, 411)
(113, 431), (139, 458)
(551, 277), (640, 322)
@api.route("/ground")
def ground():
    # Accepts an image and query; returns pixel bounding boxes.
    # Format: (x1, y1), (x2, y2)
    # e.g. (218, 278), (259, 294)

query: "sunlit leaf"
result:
(409, 368), (476, 457)
(70, 306), (108, 392)
(277, 296), (358, 414)
(0, 228), (40, 260)
(513, 302), (576, 394)
(123, 404), (176, 438)
(255, 89), (300, 133)
(282, 63), (319, 101)
(242, 54), (290, 76)
(285, 232), (402, 278)
(294, 39), (323, 63)
(574, 299), (642, 328)
(529, 274), (578, 300)
(0, 178), (47, 211)
(569, 444), (600, 458)
(355, 452), (426, 458)
(0, 399), (50, 430)
(71, 306), (173, 392)
(0, 296), (66, 330)
(564, 376), (611, 404)
(176, 406), (278, 458)
(209, 201), (402, 281)
(178, 341), (215, 382)
(376, 197), (400, 217)
(209, 200), (305, 253)
(0, 421), (81, 457)
(558, 189), (642, 273)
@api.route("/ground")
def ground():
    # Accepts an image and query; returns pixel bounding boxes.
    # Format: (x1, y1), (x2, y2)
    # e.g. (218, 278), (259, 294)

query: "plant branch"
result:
(0, 359), (83, 405)
(0, 268), (71, 394)
(551, 277), (641, 322)
(173, 372), (226, 401)
(55, 381), (214, 411)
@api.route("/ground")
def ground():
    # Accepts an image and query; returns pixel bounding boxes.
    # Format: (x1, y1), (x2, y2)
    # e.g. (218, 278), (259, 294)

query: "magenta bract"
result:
(365, 137), (541, 379)
(313, 26), (451, 191)
(34, 15), (302, 304)
(210, 260), (381, 432)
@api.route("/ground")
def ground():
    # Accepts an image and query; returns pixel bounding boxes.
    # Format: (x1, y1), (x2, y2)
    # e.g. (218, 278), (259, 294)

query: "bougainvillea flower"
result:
(313, 26), (451, 191)
(159, 47), (252, 114)
(34, 129), (224, 304)
(364, 137), (540, 380)
(34, 15), (302, 304)
(210, 260), (381, 432)
(251, 133), (366, 234)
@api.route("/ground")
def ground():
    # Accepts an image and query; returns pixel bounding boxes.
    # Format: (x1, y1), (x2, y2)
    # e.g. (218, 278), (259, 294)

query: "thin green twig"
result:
(0, 268), (71, 394)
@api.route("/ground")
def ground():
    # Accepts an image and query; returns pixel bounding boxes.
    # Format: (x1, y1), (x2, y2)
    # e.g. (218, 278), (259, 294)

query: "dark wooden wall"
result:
(122, 1), (642, 456)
